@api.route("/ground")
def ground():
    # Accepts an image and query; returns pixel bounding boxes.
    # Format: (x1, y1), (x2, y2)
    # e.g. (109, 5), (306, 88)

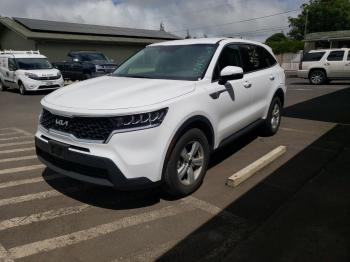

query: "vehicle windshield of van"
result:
(77, 53), (108, 62)
(16, 58), (53, 70)
(113, 44), (217, 81)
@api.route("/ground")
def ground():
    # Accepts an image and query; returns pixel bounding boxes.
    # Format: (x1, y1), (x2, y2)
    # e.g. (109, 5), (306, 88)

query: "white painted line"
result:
(227, 145), (287, 187)
(0, 140), (33, 148)
(7, 204), (194, 260)
(0, 174), (61, 189)
(0, 128), (16, 132)
(0, 136), (32, 142)
(0, 186), (80, 207)
(0, 164), (44, 175)
(0, 204), (90, 231)
(11, 128), (33, 137)
(0, 147), (35, 155)
(0, 132), (20, 137)
(0, 243), (14, 262)
(111, 241), (176, 262)
(0, 155), (37, 163)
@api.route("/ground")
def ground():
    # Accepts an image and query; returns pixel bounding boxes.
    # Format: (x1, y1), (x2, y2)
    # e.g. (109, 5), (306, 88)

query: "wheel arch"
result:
(161, 115), (215, 180)
(308, 68), (327, 78)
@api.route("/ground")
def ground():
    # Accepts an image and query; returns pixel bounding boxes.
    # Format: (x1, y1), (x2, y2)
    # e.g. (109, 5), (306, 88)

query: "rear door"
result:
(326, 50), (346, 78)
(239, 44), (276, 121)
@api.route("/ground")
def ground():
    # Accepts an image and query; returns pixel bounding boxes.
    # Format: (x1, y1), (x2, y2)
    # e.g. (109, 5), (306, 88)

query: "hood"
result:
(18, 68), (60, 77)
(43, 76), (195, 110)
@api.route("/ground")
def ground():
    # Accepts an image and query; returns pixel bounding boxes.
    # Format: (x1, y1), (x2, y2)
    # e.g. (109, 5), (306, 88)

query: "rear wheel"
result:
(0, 80), (7, 92)
(19, 82), (27, 95)
(309, 70), (327, 85)
(162, 128), (210, 197)
(83, 73), (92, 80)
(260, 96), (282, 136)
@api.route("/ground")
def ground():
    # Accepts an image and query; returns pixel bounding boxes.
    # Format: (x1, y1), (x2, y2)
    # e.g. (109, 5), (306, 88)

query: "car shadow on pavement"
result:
(155, 88), (350, 261)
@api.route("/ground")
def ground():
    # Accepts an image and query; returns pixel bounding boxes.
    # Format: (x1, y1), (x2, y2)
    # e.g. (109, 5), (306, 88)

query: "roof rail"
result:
(0, 50), (41, 55)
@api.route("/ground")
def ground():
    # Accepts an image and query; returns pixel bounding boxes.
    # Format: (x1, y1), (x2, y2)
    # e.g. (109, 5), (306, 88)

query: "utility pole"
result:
(304, 9), (309, 38)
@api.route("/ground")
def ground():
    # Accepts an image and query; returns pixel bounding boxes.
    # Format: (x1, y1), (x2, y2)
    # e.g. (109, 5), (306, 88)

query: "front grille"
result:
(35, 75), (61, 80)
(40, 109), (116, 142)
(38, 85), (60, 89)
(37, 147), (110, 180)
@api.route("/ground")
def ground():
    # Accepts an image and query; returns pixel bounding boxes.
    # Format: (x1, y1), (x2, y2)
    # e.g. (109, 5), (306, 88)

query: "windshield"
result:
(113, 44), (217, 81)
(78, 53), (108, 62)
(16, 58), (53, 70)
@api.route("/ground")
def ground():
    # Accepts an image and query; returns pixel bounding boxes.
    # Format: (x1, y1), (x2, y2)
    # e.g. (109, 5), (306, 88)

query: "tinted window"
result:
(16, 58), (53, 70)
(240, 44), (273, 73)
(8, 58), (17, 71)
(78, 53), (108, 62)
(302, 52), (325, 62)
(327, 51), (345, 61)
(213, 44), (242, 81)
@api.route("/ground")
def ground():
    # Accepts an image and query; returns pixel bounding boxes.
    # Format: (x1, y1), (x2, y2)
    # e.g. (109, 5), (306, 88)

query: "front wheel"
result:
(260, 97), (282, 136)
(162, 128), (210, 197)
(19, 83), (27, 95)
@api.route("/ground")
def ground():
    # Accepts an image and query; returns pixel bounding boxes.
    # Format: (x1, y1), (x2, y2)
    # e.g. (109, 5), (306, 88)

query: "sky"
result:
(0, 0), (309, 41)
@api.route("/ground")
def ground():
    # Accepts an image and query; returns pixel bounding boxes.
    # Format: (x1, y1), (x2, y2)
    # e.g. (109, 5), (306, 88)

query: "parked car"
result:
(0, 50), (64, 95)
(53, 51), (118, 80)
(298, 48), (350, 84)
(35, 38), (286, 196)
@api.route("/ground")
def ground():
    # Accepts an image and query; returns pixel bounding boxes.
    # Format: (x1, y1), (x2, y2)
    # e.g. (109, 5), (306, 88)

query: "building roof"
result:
(0, 17), (179, 44)
(305, 30), (350, 42)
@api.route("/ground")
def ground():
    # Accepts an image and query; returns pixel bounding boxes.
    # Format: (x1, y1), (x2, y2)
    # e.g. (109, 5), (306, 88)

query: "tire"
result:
(0, 80), (7, 92)
(260, 96), (282, 136)
(162, 128), (210, 197)
(83, 73), (92, 80)
(19, 82), (27, 95)
(309, 70), (327, 85)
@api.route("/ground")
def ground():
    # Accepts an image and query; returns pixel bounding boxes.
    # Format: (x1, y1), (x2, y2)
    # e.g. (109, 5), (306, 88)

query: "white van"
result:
(0, 50), (64, 95)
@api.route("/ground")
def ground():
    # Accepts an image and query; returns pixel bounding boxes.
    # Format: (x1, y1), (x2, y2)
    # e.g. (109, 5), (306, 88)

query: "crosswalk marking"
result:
(0, 243), (14, 262)
(0, 174), (61, 189)
(0, 147), (35, 155)
(0, 141), (33, 148)
(0, 204), (90, 231)
(0, 155), (37, 163)
(0, 164), (44, 175)
(0, 186), (81, 207)
(0, 132), (20, 137)
(7, 204), (194, 260)
(11, 128), (33, 137)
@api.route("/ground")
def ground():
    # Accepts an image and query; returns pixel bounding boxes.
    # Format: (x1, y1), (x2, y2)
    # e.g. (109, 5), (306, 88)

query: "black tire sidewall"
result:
(309, 70), (326, 85)
(163, 128), (210, 197)
(19, 83), (26, 95)
(262, 97), (282, 136)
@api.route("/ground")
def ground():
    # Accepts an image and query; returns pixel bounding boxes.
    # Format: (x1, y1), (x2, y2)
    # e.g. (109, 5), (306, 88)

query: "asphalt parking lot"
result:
(0, 75), (349, 262)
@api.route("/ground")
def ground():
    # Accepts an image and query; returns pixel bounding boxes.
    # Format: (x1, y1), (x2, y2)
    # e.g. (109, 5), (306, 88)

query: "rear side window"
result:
(302, 52), (325, 62)
(327, 51), (345, 61)
(239, 44), (275, 73)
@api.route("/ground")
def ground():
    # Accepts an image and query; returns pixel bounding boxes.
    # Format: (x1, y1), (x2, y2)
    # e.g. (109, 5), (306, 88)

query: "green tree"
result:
(265, 33), (304, 54)
(289, 0), (350, 40)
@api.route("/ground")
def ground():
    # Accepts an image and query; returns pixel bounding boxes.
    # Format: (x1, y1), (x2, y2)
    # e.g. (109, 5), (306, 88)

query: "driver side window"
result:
(213, 44), (242, 81)
(8, 58), (17, 71)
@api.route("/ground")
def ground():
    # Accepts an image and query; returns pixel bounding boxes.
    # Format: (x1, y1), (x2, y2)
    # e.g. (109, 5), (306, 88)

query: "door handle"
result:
(269, 75), (275, 81)
(244, 81), (252, 88)
(324, 63), (330, 66)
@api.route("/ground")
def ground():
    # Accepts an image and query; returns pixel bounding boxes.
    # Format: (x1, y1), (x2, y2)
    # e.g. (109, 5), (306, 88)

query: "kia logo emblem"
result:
(55, 119), (69, 128)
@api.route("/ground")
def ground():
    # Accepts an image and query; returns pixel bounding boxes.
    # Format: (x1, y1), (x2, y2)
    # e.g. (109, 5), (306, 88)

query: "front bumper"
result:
(23, 77), (64, 91)
(35, 136), (155, 190)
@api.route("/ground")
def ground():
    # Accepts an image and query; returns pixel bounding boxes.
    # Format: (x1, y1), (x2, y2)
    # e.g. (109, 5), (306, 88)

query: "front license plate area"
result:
(49, 140), (68, 159)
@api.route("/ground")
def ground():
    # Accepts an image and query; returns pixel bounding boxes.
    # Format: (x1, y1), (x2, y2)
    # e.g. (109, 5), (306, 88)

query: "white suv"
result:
(298, 48), (350, 84)
(35, 38), (286, 196)
(0, 50), (64, 95)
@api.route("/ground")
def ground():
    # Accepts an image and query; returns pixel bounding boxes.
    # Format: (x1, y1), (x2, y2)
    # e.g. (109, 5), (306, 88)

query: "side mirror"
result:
(218, 66), (244, 85)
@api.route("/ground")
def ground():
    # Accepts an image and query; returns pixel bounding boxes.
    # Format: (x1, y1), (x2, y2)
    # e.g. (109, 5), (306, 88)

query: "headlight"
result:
(57, 71), (62, 78)
(25, 72), (40, 80)
(110, 108), (168, 133)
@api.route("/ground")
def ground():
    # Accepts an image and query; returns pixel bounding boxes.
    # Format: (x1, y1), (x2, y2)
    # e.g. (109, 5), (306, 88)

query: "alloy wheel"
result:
(176, 141), (204, 186)
(271, 103), (280, 130)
